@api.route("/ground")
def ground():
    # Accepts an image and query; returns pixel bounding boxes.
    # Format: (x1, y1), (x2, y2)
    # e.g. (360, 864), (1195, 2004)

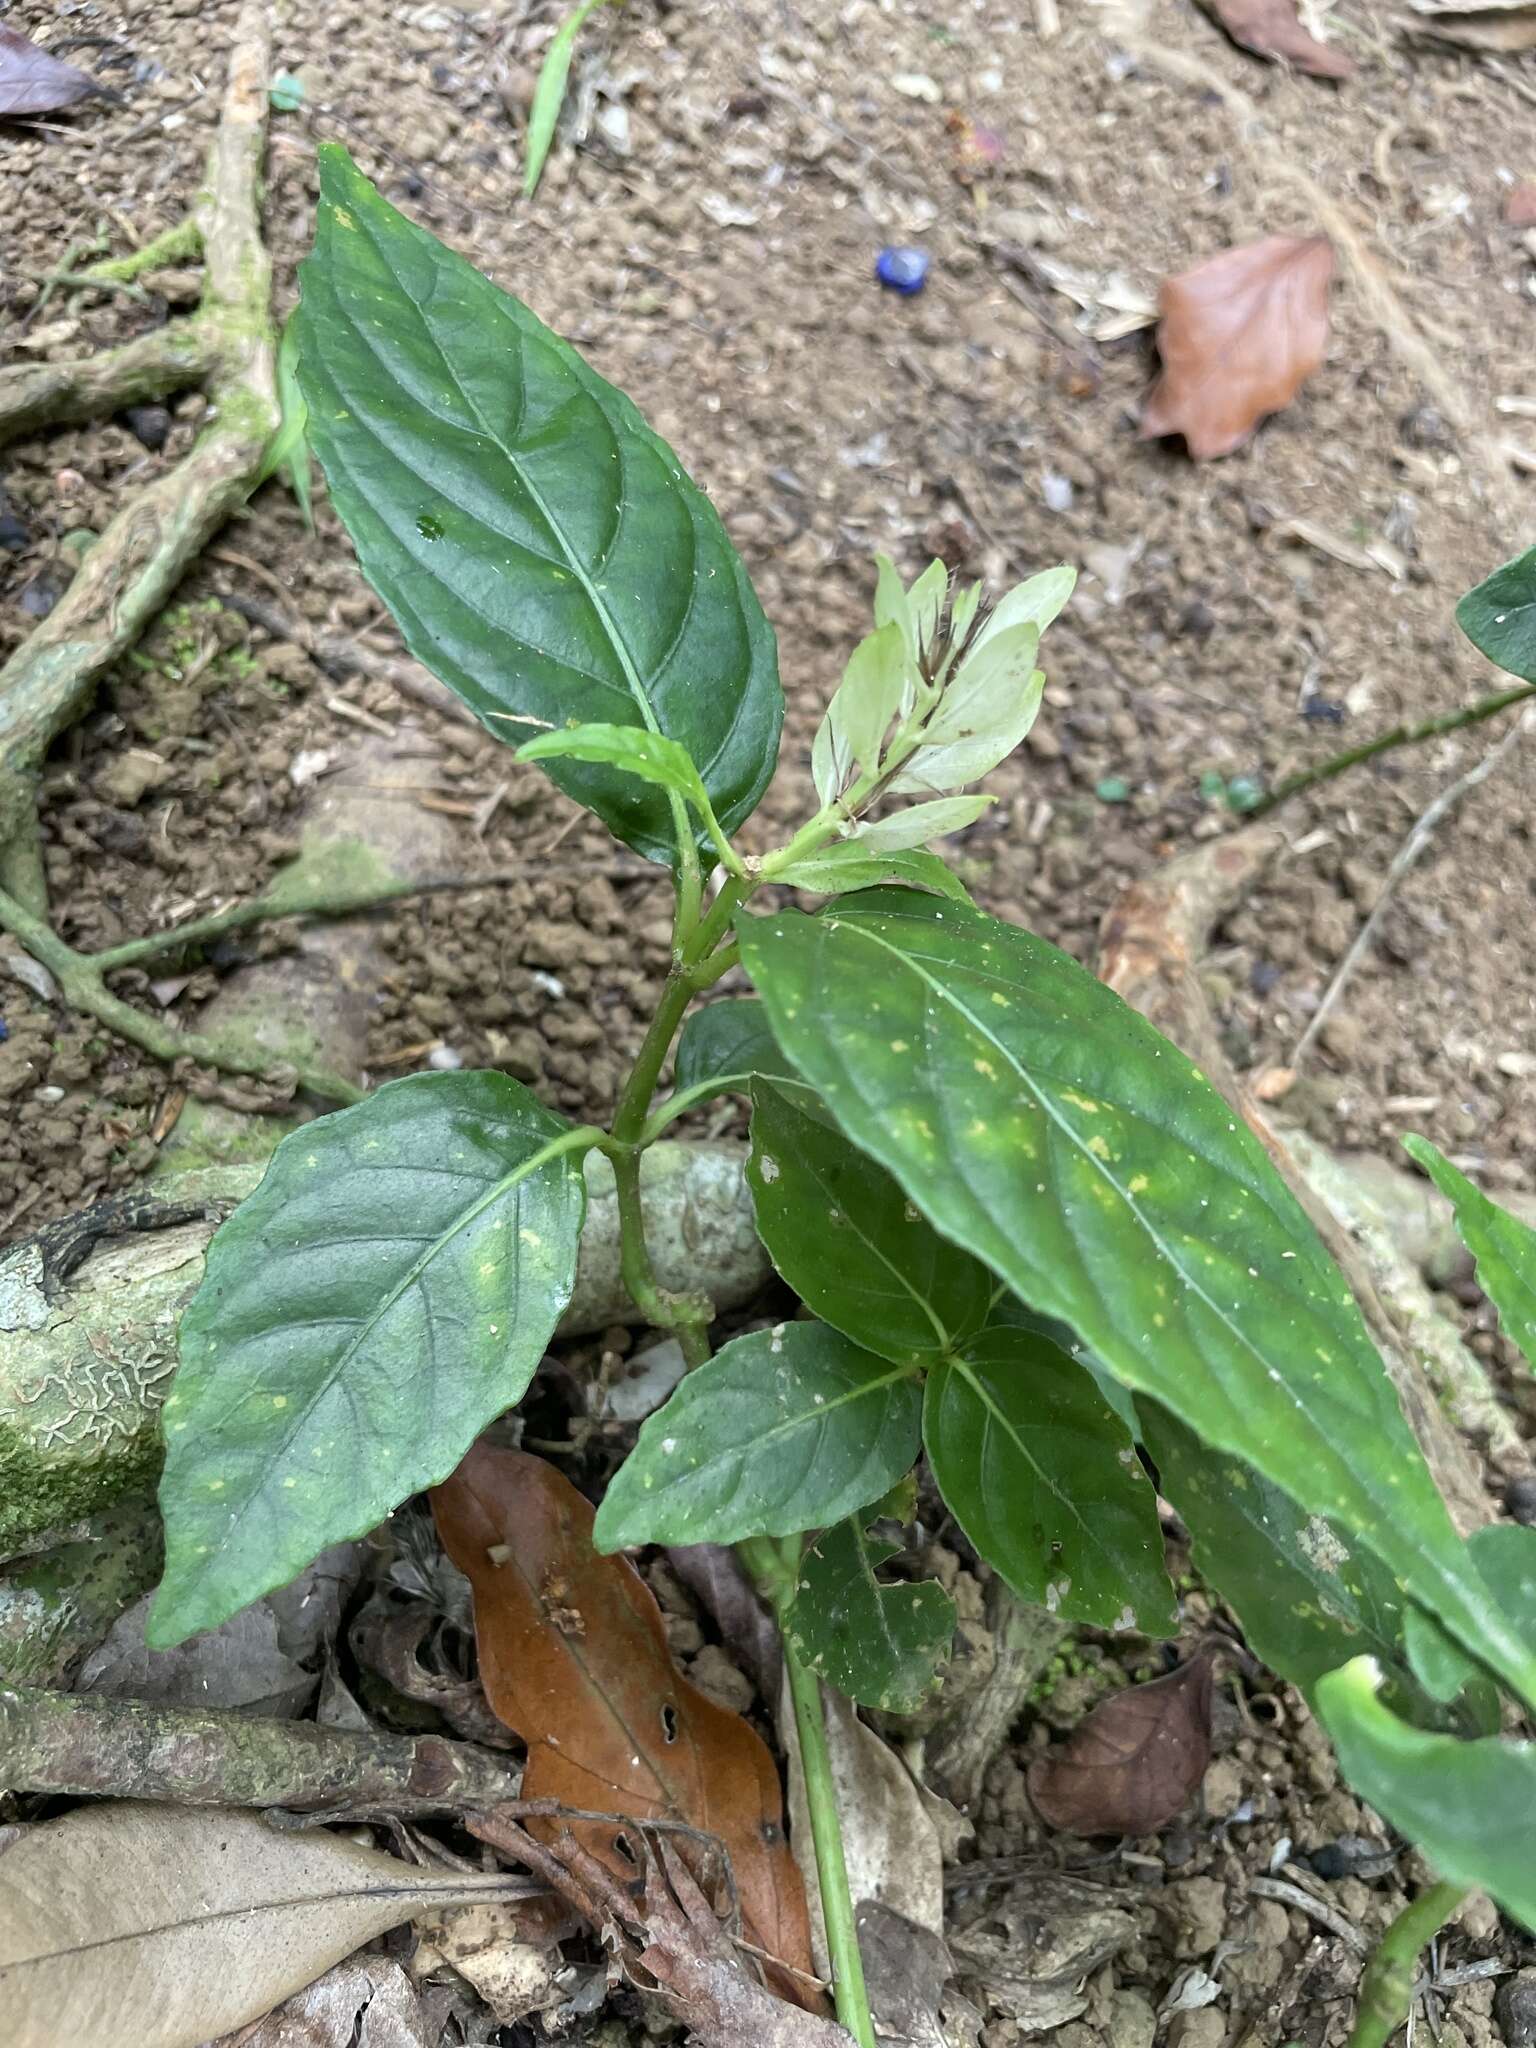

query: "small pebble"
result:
(875, 246), (931, 295)
(121, 403), (172, 451)
(1095, 776), (1131, 803)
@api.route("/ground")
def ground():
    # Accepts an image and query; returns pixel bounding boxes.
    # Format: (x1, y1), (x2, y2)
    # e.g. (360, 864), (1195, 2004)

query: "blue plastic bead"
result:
(0, 1018), (8, 1042)
(875, 246), (931, 295)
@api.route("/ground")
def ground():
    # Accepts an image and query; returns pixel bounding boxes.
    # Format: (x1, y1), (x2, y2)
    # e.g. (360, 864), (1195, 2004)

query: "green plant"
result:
(521, 0), (618, 199)
(147, 147), (1536, 2046)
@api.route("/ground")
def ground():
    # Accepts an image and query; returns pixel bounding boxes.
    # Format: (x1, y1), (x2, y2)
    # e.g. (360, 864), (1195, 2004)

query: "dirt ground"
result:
(5, 0), (1536, 2039)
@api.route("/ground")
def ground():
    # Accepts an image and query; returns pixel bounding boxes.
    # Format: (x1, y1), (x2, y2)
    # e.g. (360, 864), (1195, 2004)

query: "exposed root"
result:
(0, 3), (278, 881)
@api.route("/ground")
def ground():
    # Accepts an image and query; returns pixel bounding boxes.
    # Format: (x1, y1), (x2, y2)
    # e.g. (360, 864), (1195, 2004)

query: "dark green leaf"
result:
(1405, 1135), (1536, 1368)
(784, 1509), (955, 1713)
(295, 147), (781, 865)
(672, 998), (798, 1102)
(1401, 1523), (1535, 1725)
(1471, 1521), (1536, 1635)
(1456, 547), (1536, 684)
(1316, 1658), (1536, 1930)
(748, 1081), (992, 1366)
(1144, 1405), (1451, 1720)
(150, 1073), (590, 1645)
(736, 893), (1536, 1701)
(769, 846), (972, 903)
(924, 1326), (1174, 1634)
(986, 1296), (1141, 1435)
(592, 1322), (921, 1550)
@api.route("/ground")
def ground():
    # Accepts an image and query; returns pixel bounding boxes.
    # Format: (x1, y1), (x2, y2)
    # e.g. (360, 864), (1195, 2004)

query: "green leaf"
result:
(1143, 1405), (1454, 1721)
(518, 722), (712, 822)
(1471, 1521), (1536, 1636)
(150, 1073), (590, 1645)
(892, 625), (1042, 794)
(1316, 1657), (1536, 1930)
(1457, 547), (1536, 683)
(592, 1321), (921, 1550)
(259, 315), (314, 530)
(748, 1080), (992, 1366)
(1404, 1135), (1536, 1368)
(672, 998), (798, 1101)
(816, 620), (911, 789)
(735, 892), (1536, 1702)
(785, 1509), (956, 1713)
(522, 0), (612, 198)
(294, 147), (781, 866)
(769, 845), (972, 904)
(853, 795), (990, 854)
(971, 565), (1076, 651)
(923, 1326), (1175, 1633)
(1401, 1523), (1535, 1723)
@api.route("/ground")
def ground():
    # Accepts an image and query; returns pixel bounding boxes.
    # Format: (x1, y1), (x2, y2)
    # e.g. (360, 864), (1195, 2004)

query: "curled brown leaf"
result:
(432, 1443), (816, 2003)
(1200, 0), (1354, 75)
(1140, 236), (1335, 460)
(1026, 1648), (1216, 1836)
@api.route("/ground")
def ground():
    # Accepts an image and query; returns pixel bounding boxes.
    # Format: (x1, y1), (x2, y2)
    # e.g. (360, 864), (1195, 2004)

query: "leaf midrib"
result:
(191, 1124), (594, 1558)
(346, 193), (667, 744)
(832, 914), (1389, 1444)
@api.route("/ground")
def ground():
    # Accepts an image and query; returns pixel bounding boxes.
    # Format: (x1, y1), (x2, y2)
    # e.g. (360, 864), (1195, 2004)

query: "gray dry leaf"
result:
(0, 1802), (540, 2048)
(79, 1545), (362, 1717)
(947, 1874), (1137, 2030)
(206, 1957), (432, 2048)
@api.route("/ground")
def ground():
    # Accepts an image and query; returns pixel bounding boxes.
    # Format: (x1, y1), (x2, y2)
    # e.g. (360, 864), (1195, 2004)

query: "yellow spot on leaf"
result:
(1128, 1174), (1149, 1195)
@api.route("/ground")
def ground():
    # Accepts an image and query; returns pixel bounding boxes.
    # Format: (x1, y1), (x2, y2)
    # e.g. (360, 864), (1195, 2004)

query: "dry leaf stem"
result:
(0, 1683), (523, 1814)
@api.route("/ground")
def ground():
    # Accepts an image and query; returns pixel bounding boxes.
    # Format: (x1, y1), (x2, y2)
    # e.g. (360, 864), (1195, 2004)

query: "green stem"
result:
(1346, 1880), (1466, 2048)
(1250, 682), (1536, 818)
(601, 843), (872, 2044)
(772, 1562), (877, 2048)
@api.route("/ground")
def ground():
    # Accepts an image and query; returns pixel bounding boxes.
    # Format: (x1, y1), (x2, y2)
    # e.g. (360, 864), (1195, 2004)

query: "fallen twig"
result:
(0, 1683), (522, 1815)
(1293, 709), (1535, 1066)
(0, 4), (278, 896)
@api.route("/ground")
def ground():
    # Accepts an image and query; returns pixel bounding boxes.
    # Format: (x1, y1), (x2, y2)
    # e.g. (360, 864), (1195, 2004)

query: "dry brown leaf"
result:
(1026, 1649), (1216, 1836)
(1200, 0), (1353, 72)
(432, 1442), (816, 2002)
(470, 1810), (844, 2048)
(1140, 236), (1334, 460)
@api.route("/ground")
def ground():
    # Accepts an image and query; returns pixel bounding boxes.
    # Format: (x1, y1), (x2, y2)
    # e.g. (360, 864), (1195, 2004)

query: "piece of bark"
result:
(0, 1683), (524, 1814)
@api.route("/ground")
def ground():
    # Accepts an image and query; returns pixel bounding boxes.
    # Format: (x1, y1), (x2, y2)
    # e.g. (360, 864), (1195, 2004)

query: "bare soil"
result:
(4, 0), (1536, 2038)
